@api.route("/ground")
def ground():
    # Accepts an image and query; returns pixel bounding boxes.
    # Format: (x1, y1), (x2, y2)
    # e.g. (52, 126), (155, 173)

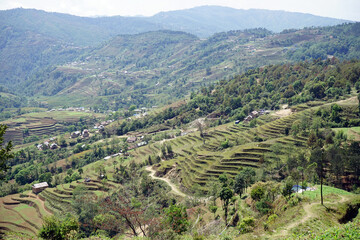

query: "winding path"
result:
(274, 195), (351, 238)
(145, 166), (186, 197)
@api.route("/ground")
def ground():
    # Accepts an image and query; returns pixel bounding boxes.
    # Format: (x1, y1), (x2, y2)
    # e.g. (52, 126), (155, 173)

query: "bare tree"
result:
(195, 119), (207, 145)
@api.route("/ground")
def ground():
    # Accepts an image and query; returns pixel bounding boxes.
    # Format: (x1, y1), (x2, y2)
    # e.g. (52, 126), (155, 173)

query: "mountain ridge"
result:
(0, 6), (351, 45)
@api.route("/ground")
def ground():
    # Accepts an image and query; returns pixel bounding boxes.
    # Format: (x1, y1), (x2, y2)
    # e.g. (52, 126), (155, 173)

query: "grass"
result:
(23, 111), (101, 122)
(302, 185), (354, 200)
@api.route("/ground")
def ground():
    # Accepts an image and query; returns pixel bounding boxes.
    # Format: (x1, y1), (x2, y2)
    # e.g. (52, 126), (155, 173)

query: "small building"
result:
(32, 182), (49, 194)
(71, 131), (81, 138)
(37, 144), (43, 151)
(251, 111), (259, 117)
(50, 143), (59, 150)
(235, 120), (240, 125)
(244, 115), (253, 122)
(82, 129), (89, 138)
(127, 136), (137, 143)
(43, 141), (50, 149)
(137, 141), (148, 147)
(84, 177), (91, 183)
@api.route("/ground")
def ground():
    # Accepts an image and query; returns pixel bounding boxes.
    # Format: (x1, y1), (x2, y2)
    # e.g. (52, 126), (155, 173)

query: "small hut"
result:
(32, 182), (49, 194)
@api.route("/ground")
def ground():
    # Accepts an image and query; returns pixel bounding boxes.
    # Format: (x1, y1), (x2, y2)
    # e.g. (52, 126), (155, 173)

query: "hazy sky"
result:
(0, 0), (359, 21)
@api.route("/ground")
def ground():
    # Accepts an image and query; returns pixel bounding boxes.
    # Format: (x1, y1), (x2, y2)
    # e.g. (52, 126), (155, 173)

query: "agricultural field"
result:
(1, 110), (105, 145)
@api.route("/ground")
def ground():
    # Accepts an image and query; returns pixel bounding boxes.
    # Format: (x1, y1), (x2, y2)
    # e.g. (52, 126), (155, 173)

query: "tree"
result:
(206, 178), (221, 206)
(164, 204), (189, 235)
(38, 215), (79, 240)
(219, 186), (233, 225)
(233, 173), (246, 197)
(195, 119), (207, 145)
(310, 147), (325, 205)
(282, 180), (294, 200)
(39, 172), (52, 185)
(251, 185), (265, 201)
(0, 124), (13, 179)
(358, 93), (360, 116)
(209, 205), (218, 218)
(206, 67), (212, 76)
(240, 168), (256, 191)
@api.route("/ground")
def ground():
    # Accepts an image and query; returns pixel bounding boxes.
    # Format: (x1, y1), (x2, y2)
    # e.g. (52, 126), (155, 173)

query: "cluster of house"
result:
(48, 107), (91, 113)
(93, 120), (114, 130)
(127, 136), (148, 149)
(37, 137), (58, 151)
(133, 108), (149, 118)
(70, 129), (90, 139)
(243, 109), (271, 123)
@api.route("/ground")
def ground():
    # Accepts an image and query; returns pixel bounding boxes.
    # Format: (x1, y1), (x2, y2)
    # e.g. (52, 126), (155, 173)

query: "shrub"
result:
(221, 139), (230, 149)
(38, 215), (79, 240)
(164, 204), (189, 234)
(238, 217), (255, 233)
(288, 195), (302, 207)
(251, 185), (265, 201)
(256, 200), (272, 215)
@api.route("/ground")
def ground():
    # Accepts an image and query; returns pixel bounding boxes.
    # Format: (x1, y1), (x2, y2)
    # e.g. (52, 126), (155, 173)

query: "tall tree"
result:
(219, 186), (233, 225)
(0, 124), (13, 180)
(310, 147), (325, 205)
(233, 173), (246, 197)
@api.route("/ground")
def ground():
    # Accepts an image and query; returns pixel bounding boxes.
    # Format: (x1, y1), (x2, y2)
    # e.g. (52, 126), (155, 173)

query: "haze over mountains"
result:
(0, 6), (351, 46)
(0, 6), (357, 109)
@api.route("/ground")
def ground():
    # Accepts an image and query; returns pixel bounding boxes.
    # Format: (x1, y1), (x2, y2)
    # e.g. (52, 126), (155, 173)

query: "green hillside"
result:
(150, 6), (350, 37)
(1, 59), (359, 239)
(0, 8), (360, 239)
(0, 8), (355, 108)
(18, 23), (360, 110)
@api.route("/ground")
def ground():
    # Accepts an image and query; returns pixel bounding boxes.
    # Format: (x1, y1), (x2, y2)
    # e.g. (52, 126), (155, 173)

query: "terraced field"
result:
(0, 177), (122, 237)
(2, 111), (105, 145)
(0, 192), (50, 237)
(150, 105), (320, 190)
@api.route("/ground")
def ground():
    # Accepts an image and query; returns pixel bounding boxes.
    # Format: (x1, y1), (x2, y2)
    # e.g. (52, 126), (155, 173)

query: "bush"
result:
(38, 215), (79, 240)
(238, 217), (255, 233)
(256, 200), (272, 215)
(221, 139), (230, 149)
(251, 185), (265, 201)
(288, 195), (302, 207)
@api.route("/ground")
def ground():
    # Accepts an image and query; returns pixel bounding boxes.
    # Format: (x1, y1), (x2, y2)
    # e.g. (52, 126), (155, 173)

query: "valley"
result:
(0, 6), (360, 240)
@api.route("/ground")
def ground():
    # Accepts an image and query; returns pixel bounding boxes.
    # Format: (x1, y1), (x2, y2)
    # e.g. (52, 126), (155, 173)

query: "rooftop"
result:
(33, 182), (49, 188)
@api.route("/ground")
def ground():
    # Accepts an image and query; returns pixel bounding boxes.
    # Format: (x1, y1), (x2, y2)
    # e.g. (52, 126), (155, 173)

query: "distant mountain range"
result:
(0, 6), (351, 46)
(0, 6), (357, 109)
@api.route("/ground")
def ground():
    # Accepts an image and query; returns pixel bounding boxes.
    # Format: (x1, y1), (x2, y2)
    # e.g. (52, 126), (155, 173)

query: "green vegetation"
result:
(0, 15), (360, 239)
(0, 124), (13, 179)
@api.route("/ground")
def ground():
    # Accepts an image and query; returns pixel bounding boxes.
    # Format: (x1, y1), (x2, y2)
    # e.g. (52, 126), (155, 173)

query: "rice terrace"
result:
(1, 3), (360, 240)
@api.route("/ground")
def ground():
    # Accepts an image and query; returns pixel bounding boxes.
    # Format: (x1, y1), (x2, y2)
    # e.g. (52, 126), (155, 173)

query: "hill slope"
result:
(149, 6), (350, 37)
(25, 23), (360, 109)
(0, 7), (352, 101)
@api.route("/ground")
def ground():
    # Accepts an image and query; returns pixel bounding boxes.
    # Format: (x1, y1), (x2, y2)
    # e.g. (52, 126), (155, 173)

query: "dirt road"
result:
(145, 166), (186, 197)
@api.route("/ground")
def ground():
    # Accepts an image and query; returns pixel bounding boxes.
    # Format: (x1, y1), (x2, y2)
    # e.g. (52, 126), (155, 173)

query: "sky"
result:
(0, 0), (359, 21)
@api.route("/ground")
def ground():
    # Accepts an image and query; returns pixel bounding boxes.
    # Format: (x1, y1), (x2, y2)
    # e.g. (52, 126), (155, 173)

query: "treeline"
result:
(110, 59), (360, 136)
(287, 23), (360, 61)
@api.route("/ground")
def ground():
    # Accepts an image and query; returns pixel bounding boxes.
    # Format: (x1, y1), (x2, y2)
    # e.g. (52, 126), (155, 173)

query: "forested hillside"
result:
(0, 7), (353, 107)
(18, 23), (360, 111)
(1, 58), (360, 239)
(151, 6), (350, 37)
